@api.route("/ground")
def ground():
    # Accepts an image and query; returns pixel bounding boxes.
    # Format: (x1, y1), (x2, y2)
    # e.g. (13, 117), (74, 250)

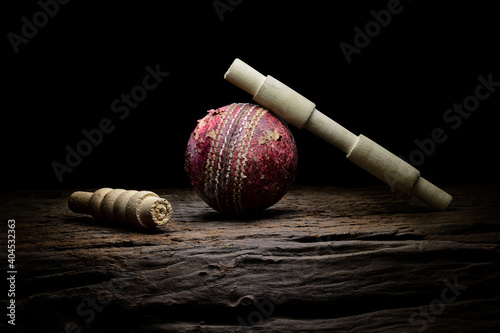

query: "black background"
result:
(3, 0), (500, 190)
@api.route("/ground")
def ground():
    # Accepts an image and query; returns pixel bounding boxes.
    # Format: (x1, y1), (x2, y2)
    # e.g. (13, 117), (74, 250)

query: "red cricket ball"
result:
(185, 103), (298, 215)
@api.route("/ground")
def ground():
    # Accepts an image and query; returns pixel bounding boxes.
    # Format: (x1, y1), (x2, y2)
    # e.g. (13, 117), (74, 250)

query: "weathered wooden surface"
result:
(1, 185), (500, 332)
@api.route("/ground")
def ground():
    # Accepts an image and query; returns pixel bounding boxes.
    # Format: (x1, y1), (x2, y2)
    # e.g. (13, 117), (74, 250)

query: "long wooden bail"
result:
(225, 58), (452, 210)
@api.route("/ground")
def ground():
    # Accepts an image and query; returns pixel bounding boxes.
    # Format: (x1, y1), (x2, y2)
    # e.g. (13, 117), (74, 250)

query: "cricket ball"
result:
(185, 103), (298, 215)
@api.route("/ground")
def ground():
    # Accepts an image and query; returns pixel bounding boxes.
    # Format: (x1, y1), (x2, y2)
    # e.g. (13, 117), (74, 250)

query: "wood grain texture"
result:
(1, 185), (499, 332)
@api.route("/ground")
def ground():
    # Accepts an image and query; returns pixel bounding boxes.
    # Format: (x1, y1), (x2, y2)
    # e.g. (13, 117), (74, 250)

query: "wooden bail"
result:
(69, 188), (172, 228)
(225, 58), (452, 210)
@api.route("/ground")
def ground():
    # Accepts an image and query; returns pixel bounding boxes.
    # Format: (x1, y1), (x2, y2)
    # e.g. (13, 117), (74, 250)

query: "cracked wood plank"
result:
(1, 185), (499, 332)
